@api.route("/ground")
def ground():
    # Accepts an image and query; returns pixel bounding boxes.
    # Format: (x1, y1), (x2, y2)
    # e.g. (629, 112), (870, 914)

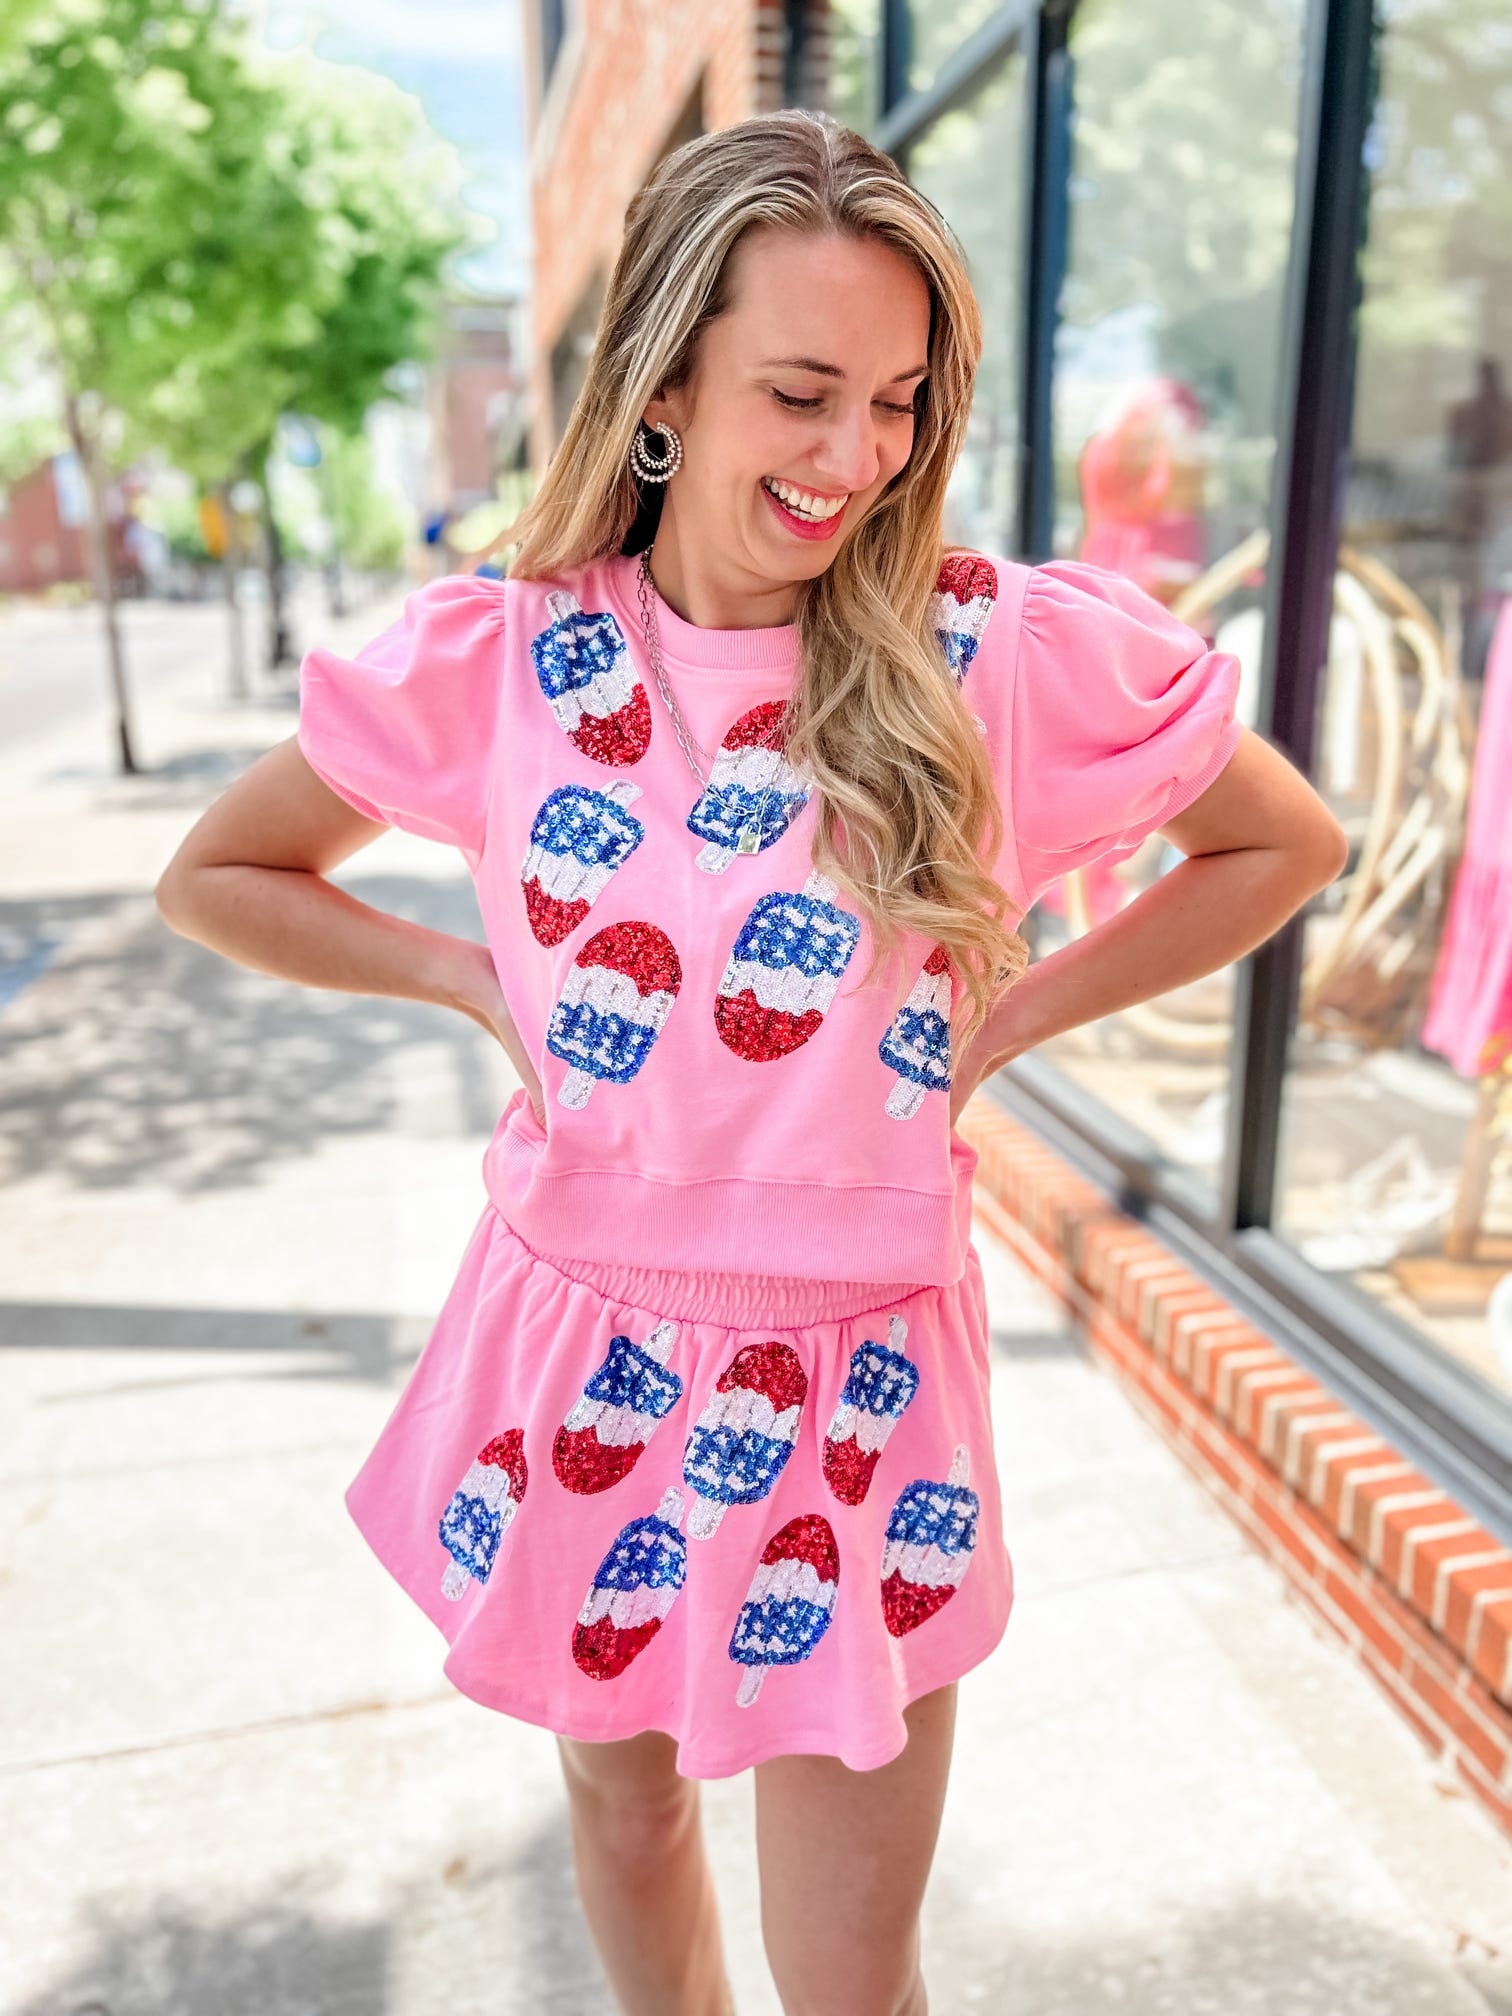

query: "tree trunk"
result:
(63, 392), (137, 775)
(316, 450), (346, 618)
(218, 481), (248, 700)
(253, 439), (294, 670)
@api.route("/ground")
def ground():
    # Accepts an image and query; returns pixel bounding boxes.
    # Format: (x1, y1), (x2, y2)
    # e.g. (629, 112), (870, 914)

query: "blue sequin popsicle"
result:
(728, 1512), (840, 1707)
(531, 590), (651, 765)
(714, 869), (860, 1062)
(554, 1319), (683, 1494)
(572, 1485), (688, 1680)
(437, 1428), (529, 1601)
(521, 781), (644, 946)
(878, 944), (953, 1119)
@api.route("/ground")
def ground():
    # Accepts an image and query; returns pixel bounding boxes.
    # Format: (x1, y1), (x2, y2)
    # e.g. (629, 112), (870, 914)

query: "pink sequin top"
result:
(297, 548), (1241, 1288)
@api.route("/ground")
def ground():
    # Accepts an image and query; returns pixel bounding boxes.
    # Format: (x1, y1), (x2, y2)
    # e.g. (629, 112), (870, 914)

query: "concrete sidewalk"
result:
(2, 598), (1509, 2015)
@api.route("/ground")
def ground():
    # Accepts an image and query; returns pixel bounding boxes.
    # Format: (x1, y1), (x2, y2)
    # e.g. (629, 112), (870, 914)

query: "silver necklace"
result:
(635, 549), (794, 855)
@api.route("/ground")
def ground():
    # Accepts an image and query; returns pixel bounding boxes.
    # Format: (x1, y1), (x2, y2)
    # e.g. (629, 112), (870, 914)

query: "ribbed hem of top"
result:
(482, 1127), (972, 1290)
(604, 550), (801, 673)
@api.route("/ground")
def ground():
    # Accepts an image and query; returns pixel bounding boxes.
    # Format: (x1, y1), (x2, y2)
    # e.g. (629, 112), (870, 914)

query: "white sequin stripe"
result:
(576, 1578), (681, 1630)
(521, 845), (618, 904)
(743, 1556), (838, 1611)
(884, 1025), (945, 1075)
(717, 957), (842, 1016)
(547, 663), (640, 733)
(558, 964), (677, 1027)
(927, 589), (995, 648)
(879, 1537), (969, 1589)
(455, 1458), (517, 1513)
(825, 1402), (900, 1453)
(708, 745), (805, 793)
(693, 1387), (801, 1443)
(904, 964), (952, 1020)
(561, 1396), (661, 1447)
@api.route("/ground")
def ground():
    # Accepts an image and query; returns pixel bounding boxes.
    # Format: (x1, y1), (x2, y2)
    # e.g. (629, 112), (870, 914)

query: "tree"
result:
(0, 0), (328, 762)
(0, 0), (465, 758)
(238, 53), (466, 664)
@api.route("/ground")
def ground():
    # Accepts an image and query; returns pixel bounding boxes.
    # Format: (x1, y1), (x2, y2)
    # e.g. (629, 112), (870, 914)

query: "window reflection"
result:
(1275, 0), (1512, 1396)
(825, 0), (882, 133)
(1033, 0), (1305, 1200)
(904, 2), (1003, 98)
(906, 56), (1025, 557)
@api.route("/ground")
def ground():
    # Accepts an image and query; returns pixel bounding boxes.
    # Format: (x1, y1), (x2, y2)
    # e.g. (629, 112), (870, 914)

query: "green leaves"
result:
(0, 0), (464, 483)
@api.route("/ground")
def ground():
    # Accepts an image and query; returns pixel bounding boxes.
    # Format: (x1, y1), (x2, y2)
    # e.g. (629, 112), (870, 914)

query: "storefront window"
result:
(1032, 0), (1305, 1205)
(903, 2), (1003, 99)
(827, 0), (882, 134)
(1273, 0), (1512, 1397)
(905, 54), (1026, 557)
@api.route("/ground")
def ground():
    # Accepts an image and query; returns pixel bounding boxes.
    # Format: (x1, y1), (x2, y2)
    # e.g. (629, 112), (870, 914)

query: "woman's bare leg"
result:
(555, 1727), (736, 2016)
(752, 1680), (958, 2016)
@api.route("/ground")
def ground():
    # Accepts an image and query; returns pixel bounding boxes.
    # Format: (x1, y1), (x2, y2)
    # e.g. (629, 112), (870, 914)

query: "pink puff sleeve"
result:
(296, 572), (507, 862)
(1009, 559), (1242, 909)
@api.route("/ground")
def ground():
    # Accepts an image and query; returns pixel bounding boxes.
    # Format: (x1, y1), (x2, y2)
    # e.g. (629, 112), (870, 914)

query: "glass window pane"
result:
(906, 54), (1026, 555)
(1033, 0), (1306, 1207)
(826, 0), (882, 133)
(1273, 0), (1512, 1399)
(904, 1), (1002, 99)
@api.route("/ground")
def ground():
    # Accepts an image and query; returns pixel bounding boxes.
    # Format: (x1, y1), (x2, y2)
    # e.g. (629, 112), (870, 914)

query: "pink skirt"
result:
(345, 1203), (1016, 1778)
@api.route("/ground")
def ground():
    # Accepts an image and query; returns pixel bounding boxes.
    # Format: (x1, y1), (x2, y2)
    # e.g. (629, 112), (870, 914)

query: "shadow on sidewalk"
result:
(0, 875), (501, 1195)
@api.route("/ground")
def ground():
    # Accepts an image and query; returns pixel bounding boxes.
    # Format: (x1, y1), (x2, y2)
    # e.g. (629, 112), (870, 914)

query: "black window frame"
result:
(871, 0), (1512, 1542)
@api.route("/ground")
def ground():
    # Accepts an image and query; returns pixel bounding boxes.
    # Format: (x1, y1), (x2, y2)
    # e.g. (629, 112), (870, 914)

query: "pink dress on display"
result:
(296, 547), (1242, 1776)
(1422, 599), (1512, 1076)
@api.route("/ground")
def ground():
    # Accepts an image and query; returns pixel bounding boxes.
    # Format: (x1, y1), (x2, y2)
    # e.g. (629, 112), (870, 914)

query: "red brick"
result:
(1231, 1364), (1318, 1443)
(1468, 1596), (1512, 1704)
(1405, 1526), (1507, 1621)
(1186, 1322), (1271, 1401)
(1315, 1446), (1397, 1524)
(1255, 1388), (1344, 1470)
(1317, 1564), (1412, 1673)
(1401, 1658), (1512, 1783)
(1357, 1645), (1452, 1758)
(1149, 1287), (1227, 1362)
(1452, 1750), (1512, 1835)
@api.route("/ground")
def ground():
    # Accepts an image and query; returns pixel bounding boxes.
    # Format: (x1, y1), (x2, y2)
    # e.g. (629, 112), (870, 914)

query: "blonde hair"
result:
(497, 108), (1029, 1047)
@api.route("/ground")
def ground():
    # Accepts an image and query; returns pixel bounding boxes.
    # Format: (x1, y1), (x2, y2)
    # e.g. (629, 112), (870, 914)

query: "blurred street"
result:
(1, 598), (1509, 2014)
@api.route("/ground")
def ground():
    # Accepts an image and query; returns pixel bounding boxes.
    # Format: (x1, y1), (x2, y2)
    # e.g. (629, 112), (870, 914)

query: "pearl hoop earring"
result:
(630, 420), (682, 484)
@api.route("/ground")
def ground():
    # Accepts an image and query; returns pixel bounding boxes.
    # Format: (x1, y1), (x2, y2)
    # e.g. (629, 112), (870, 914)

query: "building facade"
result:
(522, 0), (1512, 1549)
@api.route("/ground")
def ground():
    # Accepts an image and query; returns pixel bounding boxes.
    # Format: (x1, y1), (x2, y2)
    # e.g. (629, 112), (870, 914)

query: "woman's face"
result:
(646, 227), (933, 595)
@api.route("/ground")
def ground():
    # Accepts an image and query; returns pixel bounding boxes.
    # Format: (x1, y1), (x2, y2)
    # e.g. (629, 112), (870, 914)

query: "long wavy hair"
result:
(495, 108), (1030, 1048)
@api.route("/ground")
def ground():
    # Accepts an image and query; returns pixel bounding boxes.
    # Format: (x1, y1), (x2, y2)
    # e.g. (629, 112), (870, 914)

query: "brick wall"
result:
(522, 0), (831, 466)
(961, 1098), (1512, 1844)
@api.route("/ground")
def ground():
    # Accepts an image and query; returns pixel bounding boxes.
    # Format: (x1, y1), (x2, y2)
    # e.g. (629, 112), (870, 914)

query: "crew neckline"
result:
(606, 549), (801, 674)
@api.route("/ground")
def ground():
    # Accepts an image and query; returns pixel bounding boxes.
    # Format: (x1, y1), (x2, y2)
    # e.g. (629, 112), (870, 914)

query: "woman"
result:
(155, 110), (1345, 2016)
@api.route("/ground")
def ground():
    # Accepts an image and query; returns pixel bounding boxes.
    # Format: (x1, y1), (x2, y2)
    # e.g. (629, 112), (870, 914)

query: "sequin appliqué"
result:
(572, 1485), (688, 1680)
(554, 1319), (683, 1494)
(682, 1340), (808, 1538)
(521, 782), (644, 946)
(822, 1313), (921, 1504)
(879, 1443), (980, 1636)
(531, 591), (651, 765)
(547, 919), (682, 1106)
(729, 1512), (839, 1706)
(437, 1428), (529, 1601)
(879, 944), (953, 1119)
(687, 700), (811, 873)
(928, 554), (998, 683)
(714, 869), (860, 1062)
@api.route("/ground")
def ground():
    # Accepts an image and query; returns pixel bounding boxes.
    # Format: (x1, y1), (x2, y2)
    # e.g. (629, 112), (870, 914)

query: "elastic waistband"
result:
(500, 1213), (930, 1328)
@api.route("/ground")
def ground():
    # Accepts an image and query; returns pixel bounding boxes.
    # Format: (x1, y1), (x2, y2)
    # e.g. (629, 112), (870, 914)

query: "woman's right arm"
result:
(154, 735), (545, 1115)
